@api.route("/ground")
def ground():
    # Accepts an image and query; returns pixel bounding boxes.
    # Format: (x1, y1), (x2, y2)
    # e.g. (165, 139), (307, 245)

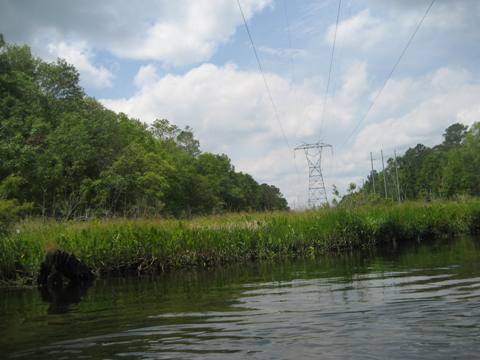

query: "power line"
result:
(330, 0), (351, 99)
(319, 0), (342, 138)
(237, 0), (302, 208)
(236, 0), (291, 149)
(341, 0), (436, 148)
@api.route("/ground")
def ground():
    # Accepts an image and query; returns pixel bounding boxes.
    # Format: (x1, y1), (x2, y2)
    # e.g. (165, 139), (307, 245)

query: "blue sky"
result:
(2, 0), (480, 207)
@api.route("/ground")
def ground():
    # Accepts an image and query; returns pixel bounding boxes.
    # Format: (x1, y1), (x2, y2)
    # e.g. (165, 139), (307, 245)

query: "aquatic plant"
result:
(1, 200), (480, 284)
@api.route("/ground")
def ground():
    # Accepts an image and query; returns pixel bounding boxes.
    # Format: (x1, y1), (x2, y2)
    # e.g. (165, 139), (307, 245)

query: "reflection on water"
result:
(38, 280), (93, 314)
(1, 237), (480, 359)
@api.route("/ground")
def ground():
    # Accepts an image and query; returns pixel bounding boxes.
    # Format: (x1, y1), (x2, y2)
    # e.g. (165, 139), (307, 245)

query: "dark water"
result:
(1, 237), (480, 359)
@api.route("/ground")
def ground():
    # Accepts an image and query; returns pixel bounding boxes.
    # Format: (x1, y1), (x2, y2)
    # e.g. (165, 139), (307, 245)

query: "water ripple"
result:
(3, 238), (480, 359)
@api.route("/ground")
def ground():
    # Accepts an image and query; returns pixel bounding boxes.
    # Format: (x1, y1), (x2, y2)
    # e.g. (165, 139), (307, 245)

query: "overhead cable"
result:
(236, 0), (292, 149)
(341, 0), (436, 148)
(319, 0), (342, 138)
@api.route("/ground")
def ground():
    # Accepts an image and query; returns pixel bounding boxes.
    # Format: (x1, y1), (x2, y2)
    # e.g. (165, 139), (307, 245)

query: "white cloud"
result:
(102, 63), (321, 143)
(134, 64), (159, 88)
(1, 0), (272, 67)
(326, 9), (386, 50)
(112, 0), (272, 66)
(47, 41), (114, 88)
(457, 104), (480, 126)
(259, 46), (308, 59)
(101, 60), (369, 147)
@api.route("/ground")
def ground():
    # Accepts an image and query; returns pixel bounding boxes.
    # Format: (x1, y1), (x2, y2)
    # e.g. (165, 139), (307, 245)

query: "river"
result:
(1, 236), (479, 359)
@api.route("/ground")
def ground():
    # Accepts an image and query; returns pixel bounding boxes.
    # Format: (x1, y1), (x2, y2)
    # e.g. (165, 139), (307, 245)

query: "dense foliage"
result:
(0, 38), (288, 219)
(356, 122), (480, 202)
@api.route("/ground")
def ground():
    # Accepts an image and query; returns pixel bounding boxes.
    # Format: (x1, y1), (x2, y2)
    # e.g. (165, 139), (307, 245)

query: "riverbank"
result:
(1, 201), (479, 285)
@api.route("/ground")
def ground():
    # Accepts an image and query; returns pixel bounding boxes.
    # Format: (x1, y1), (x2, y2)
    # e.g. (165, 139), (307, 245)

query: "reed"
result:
(1, 200), (479, 284)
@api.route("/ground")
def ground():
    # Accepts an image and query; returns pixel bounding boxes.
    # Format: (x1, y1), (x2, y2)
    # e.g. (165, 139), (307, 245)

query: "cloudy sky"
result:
(2, 0), (480, 207)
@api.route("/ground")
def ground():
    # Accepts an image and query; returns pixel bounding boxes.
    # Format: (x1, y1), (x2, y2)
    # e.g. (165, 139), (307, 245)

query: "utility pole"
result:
(370, 152), (376, 195)
(381, 149), (388, 199)
(294, 141), (332, 208)
(394, 149), (401, 203)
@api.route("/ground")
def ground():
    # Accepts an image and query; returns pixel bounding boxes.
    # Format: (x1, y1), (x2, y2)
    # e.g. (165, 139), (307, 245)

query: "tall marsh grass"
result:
(1, 201), (480, 284)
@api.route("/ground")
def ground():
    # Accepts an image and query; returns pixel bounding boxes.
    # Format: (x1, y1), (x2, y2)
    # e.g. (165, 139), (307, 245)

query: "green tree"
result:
(358, 122), (480, 202)
(0, 37), (289, 220)
(442, 123), (468, 148)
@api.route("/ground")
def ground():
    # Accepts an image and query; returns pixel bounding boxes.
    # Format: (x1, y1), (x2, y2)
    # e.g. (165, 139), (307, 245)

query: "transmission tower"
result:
(295, 142), (332, 208)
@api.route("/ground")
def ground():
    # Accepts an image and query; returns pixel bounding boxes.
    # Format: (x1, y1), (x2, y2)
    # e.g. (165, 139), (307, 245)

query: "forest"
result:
(347, 121), (480, 203)
(0, 36), (288, 224)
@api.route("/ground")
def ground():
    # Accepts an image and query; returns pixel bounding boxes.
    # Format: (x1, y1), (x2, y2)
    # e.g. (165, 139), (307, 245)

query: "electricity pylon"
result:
(294, 142), (332, 208)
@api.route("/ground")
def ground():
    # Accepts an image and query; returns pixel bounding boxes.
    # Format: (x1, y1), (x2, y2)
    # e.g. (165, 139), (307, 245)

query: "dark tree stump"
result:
(38, 250), (95, 287)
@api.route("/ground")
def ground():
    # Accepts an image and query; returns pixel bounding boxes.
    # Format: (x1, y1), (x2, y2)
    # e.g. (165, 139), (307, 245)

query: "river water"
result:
(1, 237), (480, 359)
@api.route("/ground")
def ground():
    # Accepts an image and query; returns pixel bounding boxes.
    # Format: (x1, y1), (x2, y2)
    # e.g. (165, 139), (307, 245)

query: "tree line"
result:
(348, 122), (480, 203)
(0, 36), (288, 220)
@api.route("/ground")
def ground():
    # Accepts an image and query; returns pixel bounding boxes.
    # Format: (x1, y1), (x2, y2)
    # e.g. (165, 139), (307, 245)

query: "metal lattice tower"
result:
(295, 142), (332, 208)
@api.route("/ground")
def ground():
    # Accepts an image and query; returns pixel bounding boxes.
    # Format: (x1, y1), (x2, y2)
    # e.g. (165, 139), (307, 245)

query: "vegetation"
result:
(2, 200), (479, 284)
(0, 37), (288, 223)
(353, 122), (480, 202)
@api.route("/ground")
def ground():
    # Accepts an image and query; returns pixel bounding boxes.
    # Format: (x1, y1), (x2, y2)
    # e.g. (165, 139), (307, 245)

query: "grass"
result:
(1, 200), (480, 285)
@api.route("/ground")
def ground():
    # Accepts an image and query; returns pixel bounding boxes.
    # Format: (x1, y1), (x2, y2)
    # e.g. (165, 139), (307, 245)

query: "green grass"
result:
(1, 200), (480, 284)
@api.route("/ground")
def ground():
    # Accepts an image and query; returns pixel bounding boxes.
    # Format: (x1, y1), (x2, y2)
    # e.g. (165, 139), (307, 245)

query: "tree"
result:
(150, 118), (179, 141)
(347, 182), (357, 195)
(442, 123), (468, 148)
(0, 37), (289, 219)
(357, 122), (480, 202)
(257, 184), (288, 211)
(176, 126), (200, 157)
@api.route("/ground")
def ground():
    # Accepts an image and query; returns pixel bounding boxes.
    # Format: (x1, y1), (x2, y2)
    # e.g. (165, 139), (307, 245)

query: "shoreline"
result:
(1, 200), (479, 286)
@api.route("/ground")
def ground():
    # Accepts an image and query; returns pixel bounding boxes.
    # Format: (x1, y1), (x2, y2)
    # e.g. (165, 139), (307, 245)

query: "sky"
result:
(2, 0), (480, 208)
